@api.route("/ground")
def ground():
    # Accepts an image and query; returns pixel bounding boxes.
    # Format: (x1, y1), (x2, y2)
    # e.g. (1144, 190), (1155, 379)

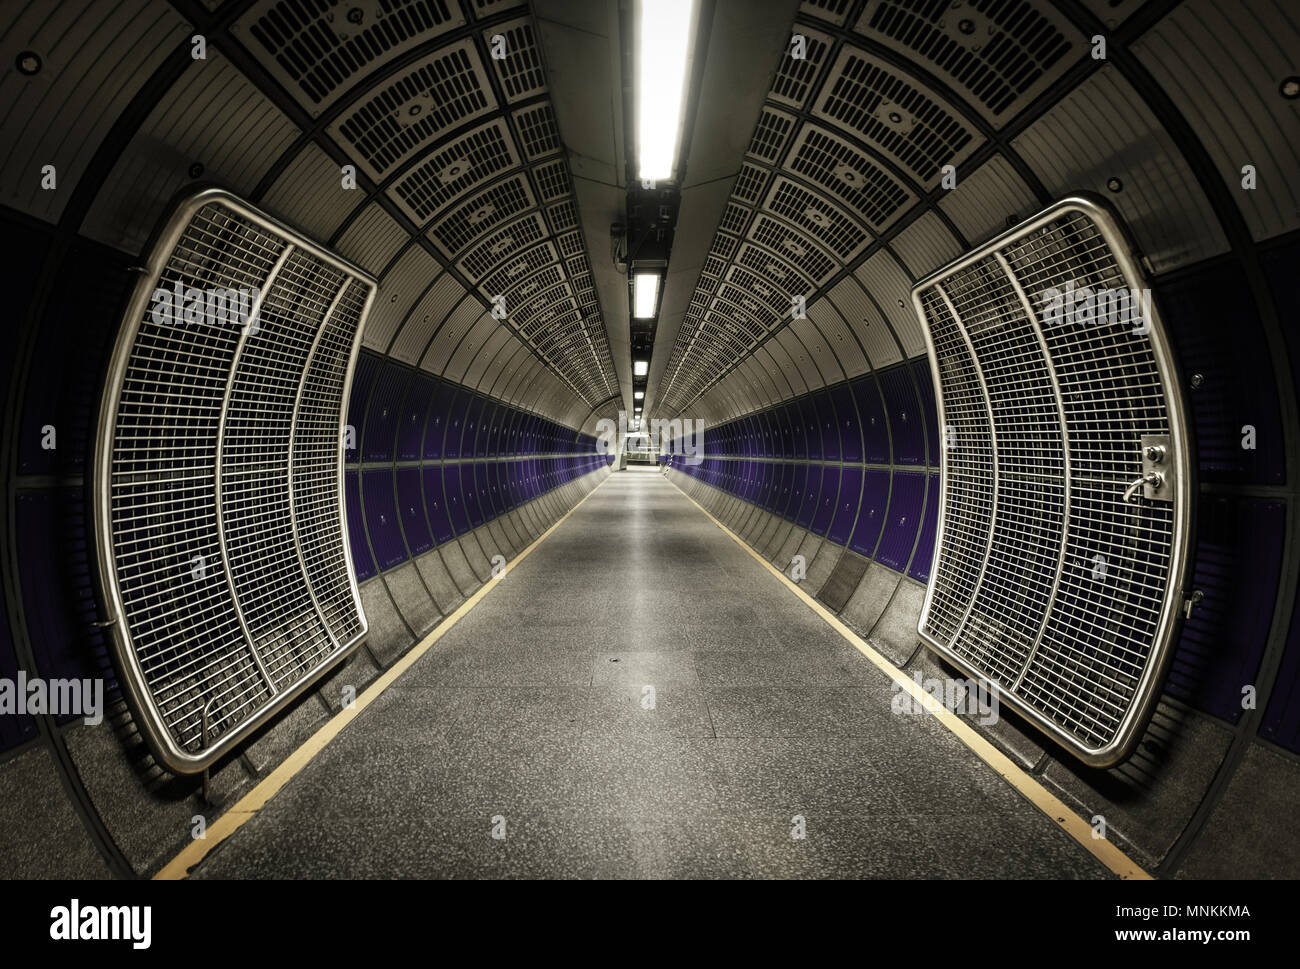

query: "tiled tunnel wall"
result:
(0, 206), (610, 878)
(341, 348), (611, 669)
(635, 0), (1300, 882)
(665, 357), (940, 584)
(663, 231), (1300, 878)
(4, 190), (1300, 887)
(1, 0), (632, 879)
(1, 0), (1298, 884)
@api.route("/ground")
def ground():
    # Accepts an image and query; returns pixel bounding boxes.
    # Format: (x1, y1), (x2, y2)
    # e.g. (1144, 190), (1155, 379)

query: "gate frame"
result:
(91, 187), (375, 775)
(913, 193), (1196, 768)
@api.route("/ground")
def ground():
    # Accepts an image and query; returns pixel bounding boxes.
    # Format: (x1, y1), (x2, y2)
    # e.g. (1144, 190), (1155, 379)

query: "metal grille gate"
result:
(94, 189), (375, 774)
(914, 196), (1192, 767)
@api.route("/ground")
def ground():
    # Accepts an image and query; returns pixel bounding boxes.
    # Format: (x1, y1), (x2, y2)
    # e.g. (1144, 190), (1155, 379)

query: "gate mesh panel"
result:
(915, 199), (1190, 766)
(97, 191), (373, 773)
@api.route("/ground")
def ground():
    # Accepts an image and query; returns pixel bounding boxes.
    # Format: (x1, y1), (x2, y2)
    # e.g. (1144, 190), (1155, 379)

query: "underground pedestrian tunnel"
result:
(1, 0), (1298, 883)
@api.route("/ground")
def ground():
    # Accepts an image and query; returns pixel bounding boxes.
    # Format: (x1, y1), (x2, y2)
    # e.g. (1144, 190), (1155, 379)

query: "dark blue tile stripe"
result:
(344, 349), (610, 579)
(663, 360), (941, 582)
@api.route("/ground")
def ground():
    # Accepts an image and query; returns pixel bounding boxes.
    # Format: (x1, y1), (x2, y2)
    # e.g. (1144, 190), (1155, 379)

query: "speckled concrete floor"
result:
(192, 471), (1111, 879)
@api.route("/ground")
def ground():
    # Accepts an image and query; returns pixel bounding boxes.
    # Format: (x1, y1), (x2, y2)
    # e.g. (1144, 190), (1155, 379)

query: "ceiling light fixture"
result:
(634, 360), (649, 377)
(633, 271), (660, 319)
(637, 0), (695, 182)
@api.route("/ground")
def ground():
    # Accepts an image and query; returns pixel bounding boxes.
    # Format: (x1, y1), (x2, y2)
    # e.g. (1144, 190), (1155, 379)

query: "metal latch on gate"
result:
(1123, 435), (1175, 503)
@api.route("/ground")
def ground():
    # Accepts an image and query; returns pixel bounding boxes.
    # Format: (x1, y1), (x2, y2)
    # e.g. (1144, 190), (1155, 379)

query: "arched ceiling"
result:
(647, 0), (1300, 427)
(0, 0), (1296, 436)
(0, 0), (621, 430)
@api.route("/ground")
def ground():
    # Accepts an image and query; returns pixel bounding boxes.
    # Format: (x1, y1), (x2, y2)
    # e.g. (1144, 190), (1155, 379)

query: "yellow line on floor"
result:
(155, 476), (609, 880)
(668, 475), (1151, 881)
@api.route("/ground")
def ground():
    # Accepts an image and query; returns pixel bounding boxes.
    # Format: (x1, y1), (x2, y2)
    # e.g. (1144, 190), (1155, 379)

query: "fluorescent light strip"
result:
(633, 272), (660, 319)
(637, 0), (694, 182)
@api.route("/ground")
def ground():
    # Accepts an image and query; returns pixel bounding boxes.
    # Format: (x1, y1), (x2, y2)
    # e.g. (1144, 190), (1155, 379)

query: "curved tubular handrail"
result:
(912, 194), (1194, 768)
(92, 187), (377, 775)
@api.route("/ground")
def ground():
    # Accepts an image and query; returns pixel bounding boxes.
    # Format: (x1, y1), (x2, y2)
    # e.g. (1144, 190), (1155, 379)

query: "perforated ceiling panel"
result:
(470, 0), (527, 17)
(221, 0), (614, 411)
(328, 38), (497, 181)
(661, 5), (953, 415)
(390, 118), (522, 226)
(784, 125), (913, 232)
(914, 197), (1192, 766)
(458, 212), (549, 281)
(237, 0), (466, 115)
(853, 0), (1081, 125)
(772, 26), (834, 109)
(428, 173), (535, 256)
(94, 189), (374, 774)
(485, 17), (548, 102)
(766, 174), (872, 262)
(812, 45), (981, 186)
(658, 0), (1080, 419)
(801, 0), (854, 27)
